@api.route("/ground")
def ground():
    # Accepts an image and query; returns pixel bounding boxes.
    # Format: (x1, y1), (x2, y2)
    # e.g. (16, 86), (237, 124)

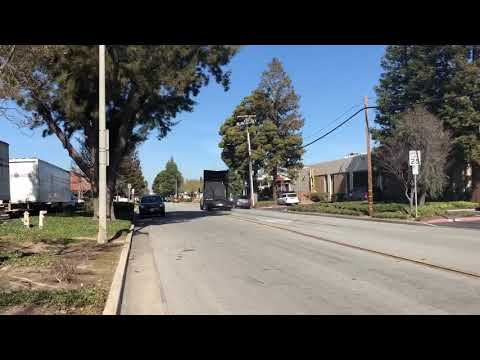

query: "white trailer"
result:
(9, 158), (71, 206)
(0, 141), (10, 202)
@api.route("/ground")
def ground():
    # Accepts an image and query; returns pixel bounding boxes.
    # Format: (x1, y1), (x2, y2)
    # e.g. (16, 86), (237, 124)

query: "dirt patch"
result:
(0, 236), (125, 315)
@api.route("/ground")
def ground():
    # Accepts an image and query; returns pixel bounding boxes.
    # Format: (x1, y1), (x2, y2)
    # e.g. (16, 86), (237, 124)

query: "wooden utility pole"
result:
(364, 96), (374, 217)
(236, 115), (256, 208)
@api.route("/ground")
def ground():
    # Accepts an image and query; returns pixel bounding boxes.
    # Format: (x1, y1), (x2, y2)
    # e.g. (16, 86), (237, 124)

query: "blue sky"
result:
(0, 45), (386, 189)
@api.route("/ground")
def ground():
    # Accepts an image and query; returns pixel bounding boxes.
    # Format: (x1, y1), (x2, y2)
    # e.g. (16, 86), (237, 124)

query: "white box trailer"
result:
(0, 141), (10, 201)
(9, 158), (71, 205)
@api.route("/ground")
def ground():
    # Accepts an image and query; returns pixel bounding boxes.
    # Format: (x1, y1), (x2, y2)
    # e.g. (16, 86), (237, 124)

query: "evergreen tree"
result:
(116, 150), (148, 198)
(219, 58), (304, 200)
(152, 158), (183, 197)
(374, 45), (480, 201)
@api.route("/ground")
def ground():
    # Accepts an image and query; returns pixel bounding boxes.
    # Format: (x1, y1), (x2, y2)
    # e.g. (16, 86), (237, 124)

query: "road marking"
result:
(258, 218), (292, 224)
(230, 214), (480, 280)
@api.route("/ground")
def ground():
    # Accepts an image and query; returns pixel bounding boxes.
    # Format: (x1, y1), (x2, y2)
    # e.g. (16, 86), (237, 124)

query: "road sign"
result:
(409, 150), (421, 166)
(412, 164), (419, 175)
(127, 183), (132, 190)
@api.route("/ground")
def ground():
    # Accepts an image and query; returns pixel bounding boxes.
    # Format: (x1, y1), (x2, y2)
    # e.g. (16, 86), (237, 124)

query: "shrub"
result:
(373, 211), (410, 220)
(290, 204), (362, 216)
(310, 192), (328, 202)
(331, 193), (346, 202)
(374, 203), (409, 213)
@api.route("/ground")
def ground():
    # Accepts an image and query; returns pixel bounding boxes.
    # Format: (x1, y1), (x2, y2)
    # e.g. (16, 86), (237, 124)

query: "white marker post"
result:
(409, 150), (421, 218)
(39, 210), (47, 229)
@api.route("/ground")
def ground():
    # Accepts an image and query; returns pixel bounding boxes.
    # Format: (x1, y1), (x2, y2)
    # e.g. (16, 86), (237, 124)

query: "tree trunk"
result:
(418, 190), (426, 207)
(405, 186), (413, 212)
(472, 159), (480, 203)
(272, 168), (278, 201)
(107, 178), (116, 221)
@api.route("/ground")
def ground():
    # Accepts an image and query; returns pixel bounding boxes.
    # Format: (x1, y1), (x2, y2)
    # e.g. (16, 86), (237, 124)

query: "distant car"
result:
(234, 196), (251, 209)
(139, 195), (165, 217)
(66, 195), (85, 210)
(348, 187), (368, 201)
(277, 193), (299, 206)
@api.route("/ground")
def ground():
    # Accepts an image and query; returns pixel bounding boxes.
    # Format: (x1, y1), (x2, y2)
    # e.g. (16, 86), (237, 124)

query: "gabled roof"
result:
(309, 154), (368, 175)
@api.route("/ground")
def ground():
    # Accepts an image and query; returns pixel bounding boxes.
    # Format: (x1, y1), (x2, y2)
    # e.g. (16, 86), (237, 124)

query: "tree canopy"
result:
(377, 106), (452, 207)
(0, 45), (239, 213)
(115, 150), (148, 198)
(152, 158), (183, 197)
(219, 58), (304, 199)
(374, 45), (480, 201)
(183, 178), (202, 194)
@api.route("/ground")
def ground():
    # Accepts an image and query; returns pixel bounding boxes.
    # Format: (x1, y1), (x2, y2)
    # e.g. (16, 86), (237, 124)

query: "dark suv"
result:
(139, 195), (165, 217)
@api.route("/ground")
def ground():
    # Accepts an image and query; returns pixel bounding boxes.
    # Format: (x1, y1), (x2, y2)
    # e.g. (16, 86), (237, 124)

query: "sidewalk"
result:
(120, 228), (166, 315)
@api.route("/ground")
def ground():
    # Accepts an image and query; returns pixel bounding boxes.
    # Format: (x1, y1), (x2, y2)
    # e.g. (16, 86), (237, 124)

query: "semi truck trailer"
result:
(200, 170), (233, 211)
(9, 158), (71, 210)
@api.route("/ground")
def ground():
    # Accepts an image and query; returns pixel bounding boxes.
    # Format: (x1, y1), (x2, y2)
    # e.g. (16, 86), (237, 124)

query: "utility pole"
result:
(237, 115), (256, 208)
(175, 175), (178, 199)
(364, 96), (374, 217)
(97, 45), (107, 245)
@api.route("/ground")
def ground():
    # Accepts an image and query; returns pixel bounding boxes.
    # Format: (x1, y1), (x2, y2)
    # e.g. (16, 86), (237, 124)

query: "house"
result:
(70, 171), (91, 199)
(292, 153), (382, 201)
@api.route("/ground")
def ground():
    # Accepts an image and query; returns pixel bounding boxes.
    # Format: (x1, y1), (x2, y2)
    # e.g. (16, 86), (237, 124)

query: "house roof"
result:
(308, 154), (368, 175)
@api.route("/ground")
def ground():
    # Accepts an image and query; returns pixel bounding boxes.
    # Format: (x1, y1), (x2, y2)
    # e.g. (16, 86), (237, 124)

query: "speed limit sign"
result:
(409, 150), (421, 166)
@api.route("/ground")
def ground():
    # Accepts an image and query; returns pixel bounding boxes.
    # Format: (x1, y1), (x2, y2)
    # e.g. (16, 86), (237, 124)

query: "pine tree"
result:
(374, 45), (480, 201)
(152, 158), (183, 197)
(219, 58), (304, 200)
(116, 150), (148, 198)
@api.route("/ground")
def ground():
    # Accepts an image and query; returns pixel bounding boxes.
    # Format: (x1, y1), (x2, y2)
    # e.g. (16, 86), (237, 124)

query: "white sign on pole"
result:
(412, 164), (419, 175)
(409, 150), (421, 166)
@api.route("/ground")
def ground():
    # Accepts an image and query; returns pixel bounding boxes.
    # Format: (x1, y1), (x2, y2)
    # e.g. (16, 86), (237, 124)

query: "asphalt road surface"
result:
(121, 203), (480, 315)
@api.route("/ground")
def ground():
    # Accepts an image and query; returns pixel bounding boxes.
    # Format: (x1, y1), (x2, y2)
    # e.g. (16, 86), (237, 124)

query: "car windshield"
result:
(287, 194), (297, 198)
(141, 196), (162, 204)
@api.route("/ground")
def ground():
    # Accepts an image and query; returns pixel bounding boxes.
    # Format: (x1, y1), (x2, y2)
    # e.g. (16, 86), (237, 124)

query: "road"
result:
(121, 203), (480, 314)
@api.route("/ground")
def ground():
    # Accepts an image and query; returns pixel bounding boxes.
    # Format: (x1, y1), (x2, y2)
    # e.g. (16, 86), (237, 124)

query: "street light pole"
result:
(237, 115), (256, 208)
(97, 45), (107, 245)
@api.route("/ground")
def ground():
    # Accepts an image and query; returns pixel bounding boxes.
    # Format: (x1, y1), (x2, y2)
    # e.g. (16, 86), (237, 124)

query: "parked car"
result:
(234, 195), (251, 209)
(139, 195), (165, 217)
(277, 192), (299, 206)
(348, 187), (368, 201)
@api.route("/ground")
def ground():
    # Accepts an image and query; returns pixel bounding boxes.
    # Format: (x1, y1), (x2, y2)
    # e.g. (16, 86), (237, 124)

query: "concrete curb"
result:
(285, 210), (432, 227)
(103, 224), (135, 315)
(426, 216), (480, 224)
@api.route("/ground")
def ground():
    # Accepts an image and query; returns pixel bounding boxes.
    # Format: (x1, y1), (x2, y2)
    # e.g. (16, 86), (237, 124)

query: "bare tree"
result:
(377, 106), (453, 209)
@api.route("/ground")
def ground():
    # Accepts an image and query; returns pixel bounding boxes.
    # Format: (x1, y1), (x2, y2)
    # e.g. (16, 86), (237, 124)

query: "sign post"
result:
(409, 151), (421, 218)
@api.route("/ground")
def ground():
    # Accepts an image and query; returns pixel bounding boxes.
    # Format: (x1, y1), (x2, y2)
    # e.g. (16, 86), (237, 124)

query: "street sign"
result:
(409, 150), (421, 166)
(412, 164), (419, 175)
(127, 183), (132, 190)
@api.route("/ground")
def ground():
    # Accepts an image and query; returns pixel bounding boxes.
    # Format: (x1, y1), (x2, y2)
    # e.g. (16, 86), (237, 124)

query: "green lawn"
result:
(0, 214), (131, 244)
(290, 201), (479, 220)
(0, 287), (106, 309)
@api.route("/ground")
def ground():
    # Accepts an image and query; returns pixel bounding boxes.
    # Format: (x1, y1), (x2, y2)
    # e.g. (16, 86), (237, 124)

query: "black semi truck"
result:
(200, 170), (233, 211)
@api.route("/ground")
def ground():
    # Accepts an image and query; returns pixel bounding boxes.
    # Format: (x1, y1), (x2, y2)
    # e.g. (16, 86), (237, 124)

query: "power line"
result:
(302, 106), (377, 148)
(303, 104), (362, 141)
(302, 92), (480, 149)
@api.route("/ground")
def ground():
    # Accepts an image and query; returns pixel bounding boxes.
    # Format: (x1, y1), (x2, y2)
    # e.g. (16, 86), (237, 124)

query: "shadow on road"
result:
(133, 210), (229, 233)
